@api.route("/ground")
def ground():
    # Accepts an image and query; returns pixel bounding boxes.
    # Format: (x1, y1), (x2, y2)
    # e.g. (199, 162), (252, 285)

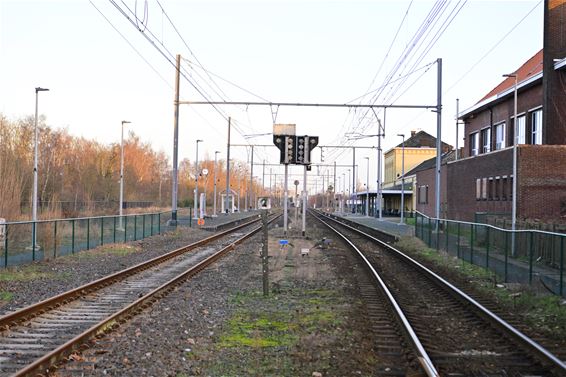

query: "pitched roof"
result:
(477, 49), (543, 103)
(404, 150), (455, 177)
(393, 130), (452, 150)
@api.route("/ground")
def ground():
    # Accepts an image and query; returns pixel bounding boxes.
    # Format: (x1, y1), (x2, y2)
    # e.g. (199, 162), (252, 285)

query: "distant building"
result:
(382, 130), (451, 214)
(415, 0), (566, 223)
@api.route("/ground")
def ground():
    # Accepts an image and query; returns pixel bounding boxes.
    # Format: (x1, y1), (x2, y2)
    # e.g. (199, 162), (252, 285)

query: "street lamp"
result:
(213, 151), (221, 216)
(119, 120), (131, 229)
(194, 139), (203, 219)
(397, 134), (405, 225)
(364, 157), (370, 217)
(32, 87), (49, 250)
(503, 72), (518, 255)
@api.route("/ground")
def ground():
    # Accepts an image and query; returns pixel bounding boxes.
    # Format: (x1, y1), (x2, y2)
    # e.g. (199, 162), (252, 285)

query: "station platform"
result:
(331, 213), (415, 238)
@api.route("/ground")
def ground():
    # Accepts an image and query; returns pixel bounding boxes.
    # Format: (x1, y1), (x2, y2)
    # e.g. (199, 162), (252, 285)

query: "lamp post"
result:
(213, 151), (221, 216)
(347, 169), (351, 213)
(397, 134), (405, 225)
(364, 157), (370, 217)
(194, 139), (203, 219)
(32, 87), (49, 249)
(119, 120), (131, 229)
(503, 73), (518, 255)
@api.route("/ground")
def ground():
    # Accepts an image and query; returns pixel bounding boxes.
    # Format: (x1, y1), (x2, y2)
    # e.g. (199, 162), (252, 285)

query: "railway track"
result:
(313, 210), (566, 377)
(0, 213), (279, 377)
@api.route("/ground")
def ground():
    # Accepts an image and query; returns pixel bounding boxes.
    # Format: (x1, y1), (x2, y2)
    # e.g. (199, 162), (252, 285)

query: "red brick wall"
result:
(518, 145), (566, 221)
(463, 84), (543, 158)
(543, 0), (566, 145)
(415, 164), (448, 218)
(446, 149), (513, 221)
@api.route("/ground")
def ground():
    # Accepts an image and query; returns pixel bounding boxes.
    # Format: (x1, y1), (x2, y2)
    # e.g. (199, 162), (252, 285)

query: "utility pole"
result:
(455, 98), (460, 161)
(262, 160), (266, 200)
(213, 151), (220, 216)
(171, 54), (181, 225)
(261, 210), (269, 296)
(284, 164), (288, 235)
(302, 165), (307, 236)
(249, 146), (254, 211)
(333, 161), (337, 212)
(435, 58), (443, 224)
(352, 147), (356, 214)
(225, 117), (231, 214)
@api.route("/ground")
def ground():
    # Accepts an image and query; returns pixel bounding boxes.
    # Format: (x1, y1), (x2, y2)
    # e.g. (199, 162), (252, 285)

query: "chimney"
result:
(542, 0), (566, 144)
(411, 130), (416, 137)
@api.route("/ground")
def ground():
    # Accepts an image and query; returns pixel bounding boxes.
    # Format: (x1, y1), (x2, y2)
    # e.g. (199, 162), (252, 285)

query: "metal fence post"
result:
(72, 219), (75, 254)
(100, 217), (104, 246)
(445, 220), (449, 252)
(189, 207), (192, 228)
(4, 225), (8, 267)
(124, 216), (128, 243)
(143, 215), (146, 238)
(529, 232), (534, 285)
(53, 221), (58, 259)
(428, 217), (432, 247)
(436, 219), (440, 252)
(32, 222), (36, 261)
(560, 236), (564, 296)
(87, 218), (90, 250)
(470, 224), (474, 265)
(113, 216), (117, 243)
(158, 213), (161, 234)
(457, 222), (461, 259)
(505, 231), (509, 282)
(134, 215), (137, 241)
(485, 226), (490, 270)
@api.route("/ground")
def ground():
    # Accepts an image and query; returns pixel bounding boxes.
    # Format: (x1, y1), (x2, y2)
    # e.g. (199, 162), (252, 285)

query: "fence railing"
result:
(415, 212), (566, 297)
(0, 209), (190, 268)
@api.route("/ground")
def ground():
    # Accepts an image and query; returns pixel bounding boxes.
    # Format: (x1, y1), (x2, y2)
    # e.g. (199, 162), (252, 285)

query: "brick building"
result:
(415, 0), (566, 223)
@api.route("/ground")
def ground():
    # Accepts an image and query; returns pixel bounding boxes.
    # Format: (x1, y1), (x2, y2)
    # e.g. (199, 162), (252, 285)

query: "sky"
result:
(0, 0), (544, 193)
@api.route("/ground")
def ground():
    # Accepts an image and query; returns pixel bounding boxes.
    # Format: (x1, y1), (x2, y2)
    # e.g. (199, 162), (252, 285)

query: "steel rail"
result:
(0, 214), (263, 330)
(311, 211), (439, 377)
(12, 213), (281, 377)
(315, 210), (566, 374)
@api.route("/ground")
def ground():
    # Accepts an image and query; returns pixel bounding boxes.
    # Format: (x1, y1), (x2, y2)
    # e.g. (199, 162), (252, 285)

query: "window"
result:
(501, 176), (507, 201)
(482, 178), (487, 200)
(509, 175), (514, 200)
(418, 185), (428, 204)
(481, 128), (491, 153)
(516, 115), (526, 144)
(531, 109), (542, 144)
(470, 132), (479, 156)
(488, 178), (494, 200)
(494, 177), (500, 200)
(495, 123), (506, 150)
(476, 179), (481, 200)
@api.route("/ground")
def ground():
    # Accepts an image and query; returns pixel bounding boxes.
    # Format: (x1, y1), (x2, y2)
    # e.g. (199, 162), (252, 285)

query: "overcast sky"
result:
(0, 0), (543, 192)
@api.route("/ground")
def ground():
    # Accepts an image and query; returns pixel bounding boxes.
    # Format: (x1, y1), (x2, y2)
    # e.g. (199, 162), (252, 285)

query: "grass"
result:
(0, 291), (13, 302)
(394, 235), (566, 340)
(202, 288), (346, 376)
(0, 265), (57, 281)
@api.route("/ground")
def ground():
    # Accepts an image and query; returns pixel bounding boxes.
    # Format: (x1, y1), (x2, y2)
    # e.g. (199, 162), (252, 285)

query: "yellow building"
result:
(382, 130), (452, 214)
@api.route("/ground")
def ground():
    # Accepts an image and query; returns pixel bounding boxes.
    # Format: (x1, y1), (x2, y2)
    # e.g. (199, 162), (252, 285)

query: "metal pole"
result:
(302, 165), (307, 236)
(261, 210), (269, 296)
(512, 75), (518, 256)
(119, 120), (130, 229)
(333, 161), (337, 212)
(347, 169), (351, 213)
(435, 58), (442, 223)
(455, 98), (460, 161)
(213, 151), (220, 216)
(33, 87), (48, 245)
(250, 146), (254, 211)
(398, 134), (405, 224)
(365, 157), (370, 217)
(352, 147), (356, 214)
(377, 114), (384, 219)
(284, 164), (289, 235)
(171, 54), (180, 224)
(262, 159), (266, 200)
(225, 117), (231, 213)
(194, 140), (202, 219)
